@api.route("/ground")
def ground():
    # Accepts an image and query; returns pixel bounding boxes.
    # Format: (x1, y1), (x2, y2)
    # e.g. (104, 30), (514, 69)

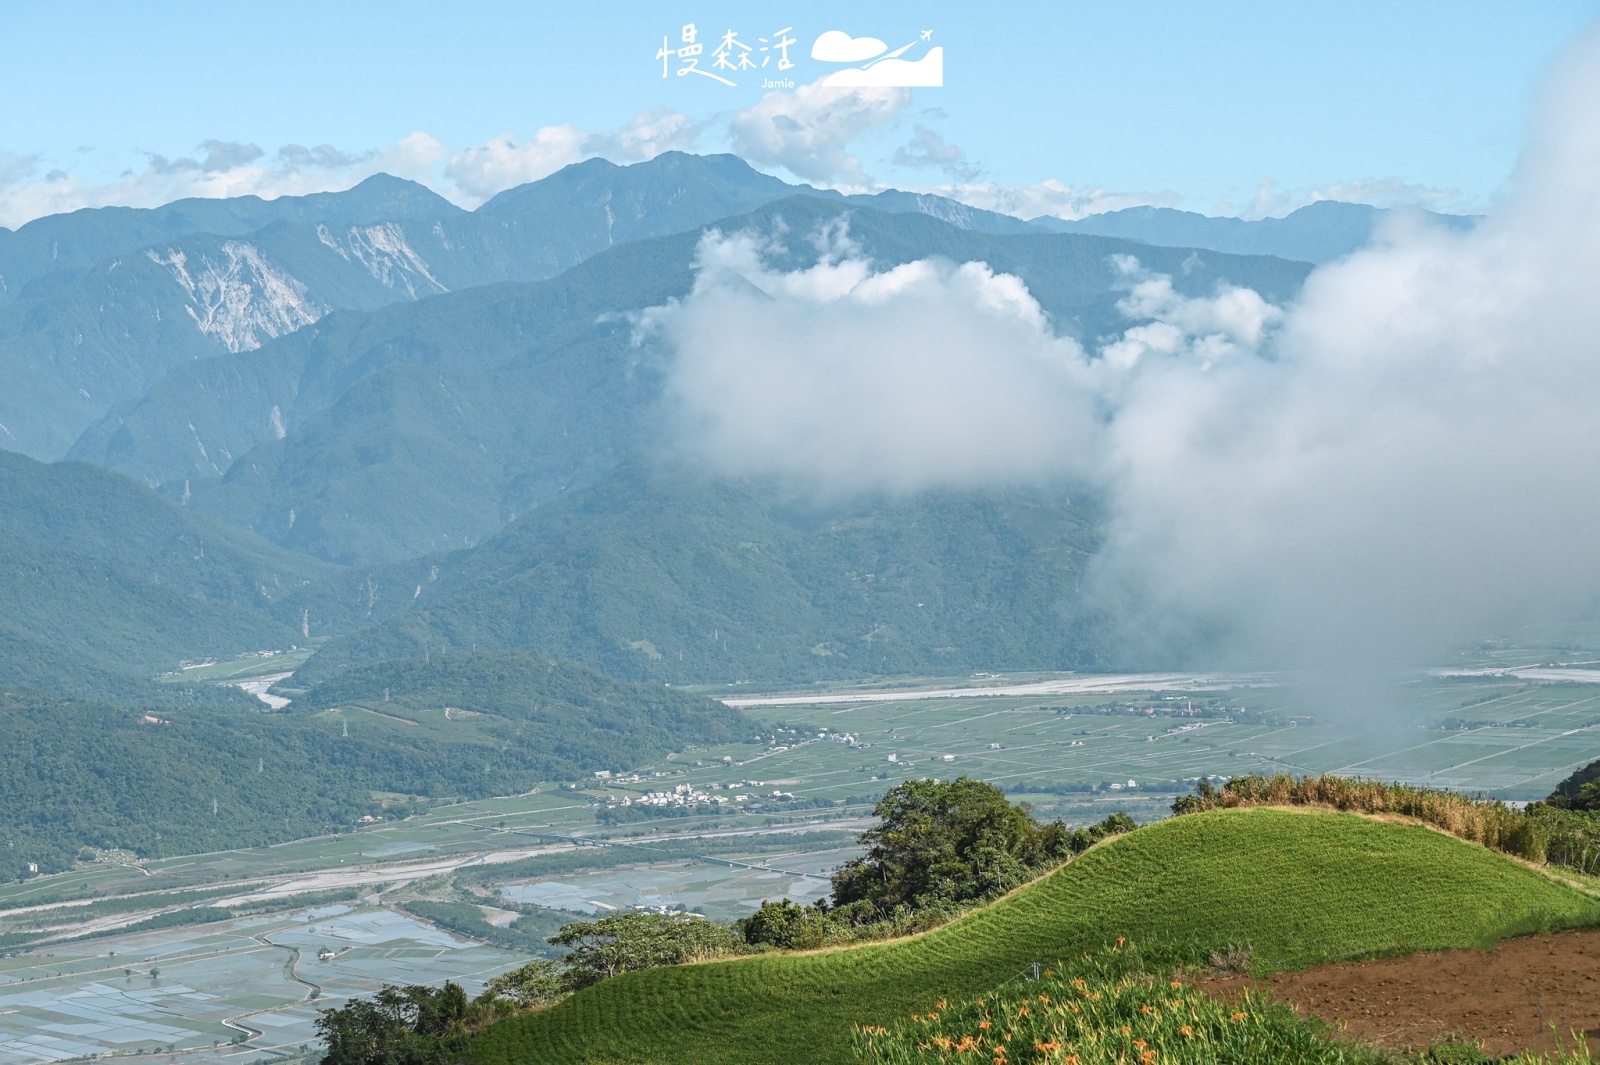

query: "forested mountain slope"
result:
(77, 197), (1310, 566)
(0, 448), (327, 692)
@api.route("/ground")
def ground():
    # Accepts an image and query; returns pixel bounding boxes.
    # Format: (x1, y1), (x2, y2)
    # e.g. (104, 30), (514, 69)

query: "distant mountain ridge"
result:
(1033, 199), (1478, 264)
(68, 197), (1311, 566)
(0, 173), (455, 302)
(1, 152), (1477, 460)
(0, 155), (1035, 459)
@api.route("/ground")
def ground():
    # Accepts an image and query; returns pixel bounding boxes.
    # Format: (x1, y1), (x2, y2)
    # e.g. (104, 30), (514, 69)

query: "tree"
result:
(1547, 758), (1600, 811)
(548, 911), (737, 990)
(737, 898), (833, 950)
(484, 959), (564, 1007)
(830, 777), (1085, 920)
(314, 982), (478, 1065)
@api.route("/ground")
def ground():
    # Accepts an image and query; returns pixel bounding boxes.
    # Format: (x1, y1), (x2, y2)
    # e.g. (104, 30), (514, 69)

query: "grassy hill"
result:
(470, 807), (1600, 1065)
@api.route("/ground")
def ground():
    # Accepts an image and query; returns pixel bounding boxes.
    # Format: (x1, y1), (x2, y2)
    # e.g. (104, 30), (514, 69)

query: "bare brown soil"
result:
(1197, 930), (1600, 1057)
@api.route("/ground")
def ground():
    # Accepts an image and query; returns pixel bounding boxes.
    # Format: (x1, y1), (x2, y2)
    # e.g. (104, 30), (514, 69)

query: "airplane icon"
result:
(920, 29), (932, 41)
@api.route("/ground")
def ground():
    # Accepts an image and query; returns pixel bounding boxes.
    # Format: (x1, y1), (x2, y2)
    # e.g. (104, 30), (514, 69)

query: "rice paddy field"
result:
(0, 904), (521, 1064)
(4, 668), (1600, 1061)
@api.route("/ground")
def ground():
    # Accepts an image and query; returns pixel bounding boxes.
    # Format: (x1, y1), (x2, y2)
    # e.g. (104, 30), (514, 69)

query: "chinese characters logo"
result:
(658, 24), (797, 86)
(656, 25), (942, 88)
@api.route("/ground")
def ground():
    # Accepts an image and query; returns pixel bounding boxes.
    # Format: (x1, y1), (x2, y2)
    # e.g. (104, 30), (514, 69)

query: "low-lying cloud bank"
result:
(650, 27), (1600, 675)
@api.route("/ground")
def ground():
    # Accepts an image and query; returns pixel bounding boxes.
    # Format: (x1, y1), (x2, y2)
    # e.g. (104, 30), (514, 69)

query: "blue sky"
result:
(1, 0), (1596, 226)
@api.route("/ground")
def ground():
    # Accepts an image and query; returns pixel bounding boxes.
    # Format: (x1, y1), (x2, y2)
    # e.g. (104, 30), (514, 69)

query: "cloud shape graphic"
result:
(811, 30), (888, 63)
(822, 47), (943, 88)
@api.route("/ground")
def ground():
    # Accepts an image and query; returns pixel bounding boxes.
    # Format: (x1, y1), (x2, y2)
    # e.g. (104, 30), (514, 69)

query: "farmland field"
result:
(4, 668), (1600, 1061)
(0, 904), (520, 1064)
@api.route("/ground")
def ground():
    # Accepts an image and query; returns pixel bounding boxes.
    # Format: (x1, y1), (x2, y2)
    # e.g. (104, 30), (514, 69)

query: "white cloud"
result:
(1096, 28), (1600, 675)
(276, 143), (378, 169)
(729, 79), (910, 188)
(444, 126), (589, 202)
(590, 108), (702, 164)
(647, 224), (1100, 496)
(0, 150), (39, 188)
(911, 178), (1181, 222)
(892, 124), (979, 182)
(653, 25), (1600, 682)
(0, 133), (450, 229)
(652, 228), (1278, 498)
(197, 140), (266, 171)
(443, 109), (701, 204)
(1098, 255), (1281, 371)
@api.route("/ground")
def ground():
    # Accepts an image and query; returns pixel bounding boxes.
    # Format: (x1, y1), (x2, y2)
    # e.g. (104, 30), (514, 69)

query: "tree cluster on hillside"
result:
(737, 779), (1134, 948)
(829, 777), (1129, 920)
(315, 778), (1134, 1063)
(1546, 757), (1600, 812)
(315, 982), (504, 1065)
(313, 913), (738, 1064)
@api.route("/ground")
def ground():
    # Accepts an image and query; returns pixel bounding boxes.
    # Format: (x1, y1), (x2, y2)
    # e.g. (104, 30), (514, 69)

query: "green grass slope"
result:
(471, 808), (1600, 1065)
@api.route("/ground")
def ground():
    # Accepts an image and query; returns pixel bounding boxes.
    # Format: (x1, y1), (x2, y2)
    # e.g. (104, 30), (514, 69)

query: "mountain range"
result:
(0, 154), (1338, 694)
(1033, 198), (1477, 264)
(1, 153), (1464, 463)
(0, 155), (1032, 460)
(0, 151), (1477, 869)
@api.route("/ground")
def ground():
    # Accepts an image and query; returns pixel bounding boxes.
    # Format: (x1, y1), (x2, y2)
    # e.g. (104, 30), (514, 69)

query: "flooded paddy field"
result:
(0, 905), (520, 1063)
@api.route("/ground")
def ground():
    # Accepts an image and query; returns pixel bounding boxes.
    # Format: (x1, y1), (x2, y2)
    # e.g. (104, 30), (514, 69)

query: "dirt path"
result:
(1197, 930), (1600, 1057)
